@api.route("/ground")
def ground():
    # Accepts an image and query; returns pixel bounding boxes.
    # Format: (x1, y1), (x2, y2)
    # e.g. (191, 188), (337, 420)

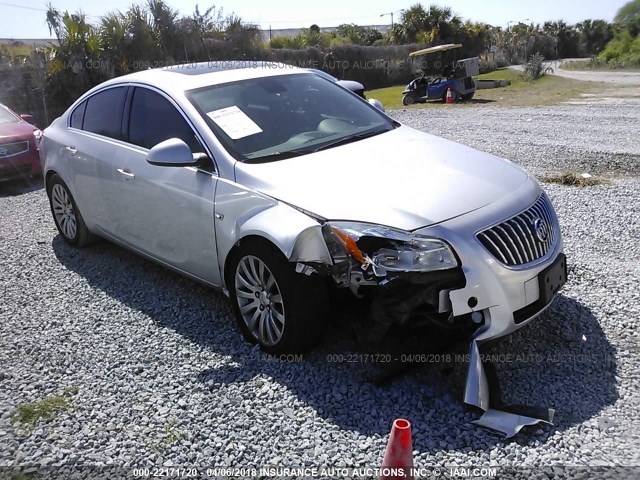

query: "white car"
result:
(41, 61), (567, 357)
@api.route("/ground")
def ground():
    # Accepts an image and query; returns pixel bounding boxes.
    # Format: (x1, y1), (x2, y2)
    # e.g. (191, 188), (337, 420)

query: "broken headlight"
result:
(325, 222), (458, 275)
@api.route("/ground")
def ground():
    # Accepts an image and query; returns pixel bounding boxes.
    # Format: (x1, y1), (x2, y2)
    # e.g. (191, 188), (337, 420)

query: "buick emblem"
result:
(533, 218), (549, 242)
(0, 147), (7, 156)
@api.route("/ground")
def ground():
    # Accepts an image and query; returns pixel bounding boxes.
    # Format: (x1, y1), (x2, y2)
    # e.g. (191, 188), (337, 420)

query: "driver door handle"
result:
(117, 168), (135, 179)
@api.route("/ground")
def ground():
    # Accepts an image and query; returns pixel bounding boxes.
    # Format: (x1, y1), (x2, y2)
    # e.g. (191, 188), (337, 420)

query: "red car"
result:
(0, 103), (42, 182)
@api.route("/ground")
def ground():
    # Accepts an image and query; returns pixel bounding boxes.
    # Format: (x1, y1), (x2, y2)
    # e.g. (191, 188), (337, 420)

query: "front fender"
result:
(214, 178), (331, 290)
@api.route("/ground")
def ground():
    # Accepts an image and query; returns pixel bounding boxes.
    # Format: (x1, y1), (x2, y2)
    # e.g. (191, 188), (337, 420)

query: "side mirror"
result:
(20, 114), (34, 123)
(147, 138), (207, 167)
(368, 98), (385, 112)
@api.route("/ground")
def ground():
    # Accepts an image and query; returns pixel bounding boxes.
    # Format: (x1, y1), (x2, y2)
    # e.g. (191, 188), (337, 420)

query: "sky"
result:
(0, 0), (630, 39)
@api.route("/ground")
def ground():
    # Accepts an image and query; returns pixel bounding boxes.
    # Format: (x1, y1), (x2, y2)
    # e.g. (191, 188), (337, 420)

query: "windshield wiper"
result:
(311, 127), (392, 153)
(242, 149), (309, 164)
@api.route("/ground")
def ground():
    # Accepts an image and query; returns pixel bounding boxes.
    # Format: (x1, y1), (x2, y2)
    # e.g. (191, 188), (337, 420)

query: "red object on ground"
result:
(381, 418), (413, 480)
(446, 88), (454, 104)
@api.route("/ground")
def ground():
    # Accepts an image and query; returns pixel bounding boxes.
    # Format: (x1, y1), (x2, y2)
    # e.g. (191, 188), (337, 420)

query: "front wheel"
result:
(228, 239), (327, 354)
(47, 174), (96, 247)
(402, 94), (416, 106)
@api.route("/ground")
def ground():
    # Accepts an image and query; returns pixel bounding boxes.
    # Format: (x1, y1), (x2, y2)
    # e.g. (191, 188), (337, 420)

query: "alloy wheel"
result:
(51, 183), (77, 240)
(234, 255), (286, 347)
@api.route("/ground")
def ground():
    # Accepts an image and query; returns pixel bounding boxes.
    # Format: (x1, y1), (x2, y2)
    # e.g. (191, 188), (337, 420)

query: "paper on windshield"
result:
(206, 106), (262, 139)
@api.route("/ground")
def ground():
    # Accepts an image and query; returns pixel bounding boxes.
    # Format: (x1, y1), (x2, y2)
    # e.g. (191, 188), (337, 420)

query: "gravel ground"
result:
(1, 99), (639, 478)
(392, 102), (640, 178)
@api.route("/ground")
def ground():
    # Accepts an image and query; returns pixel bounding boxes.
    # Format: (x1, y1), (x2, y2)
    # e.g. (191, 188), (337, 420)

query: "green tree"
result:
(223, 16), (262, 55)
(577, 19), (613, 55)
(335, 24), (383, 46)
(615, 0), (640, 35)
(45, 5), (105, 104)
(146, 0), (179, 60)
(542, 20), (580, 57)
(99, 12), (131, 75)
(125, 4), (162, 65)
(398, 3), (465, 45)
(599, 0), (640, 63)
(400, 3), (430, 42)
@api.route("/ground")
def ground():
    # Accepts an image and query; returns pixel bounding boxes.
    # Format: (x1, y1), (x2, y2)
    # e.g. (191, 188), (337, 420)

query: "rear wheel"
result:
(461, 92), (475, 101)
(47, 174), (95, 247)
(228, 239), (327, 354)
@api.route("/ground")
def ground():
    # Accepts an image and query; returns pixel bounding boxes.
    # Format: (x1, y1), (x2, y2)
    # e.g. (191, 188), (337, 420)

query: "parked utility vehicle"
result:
(402, 44), (479, 105)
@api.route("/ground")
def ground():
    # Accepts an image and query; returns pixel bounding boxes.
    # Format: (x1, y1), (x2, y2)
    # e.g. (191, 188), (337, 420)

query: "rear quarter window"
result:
(70, 101), (86, 129)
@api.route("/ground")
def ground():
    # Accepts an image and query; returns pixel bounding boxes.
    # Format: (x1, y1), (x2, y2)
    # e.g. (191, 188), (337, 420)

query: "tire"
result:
(461, 92), (475, 101)
(402, 95), (415, 106)
(47, 174), (96, 247)
(228, 238), (327, 354)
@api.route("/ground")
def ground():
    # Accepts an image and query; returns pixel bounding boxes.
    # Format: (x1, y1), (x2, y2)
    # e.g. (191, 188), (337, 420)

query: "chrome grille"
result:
(0, 140), (29, 158)
(477, 193), (557, 266)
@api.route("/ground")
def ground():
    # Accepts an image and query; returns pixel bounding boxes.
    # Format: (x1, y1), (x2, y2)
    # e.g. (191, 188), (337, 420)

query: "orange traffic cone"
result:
(445, 88), (454, 104)
(381, 419), (413, 480)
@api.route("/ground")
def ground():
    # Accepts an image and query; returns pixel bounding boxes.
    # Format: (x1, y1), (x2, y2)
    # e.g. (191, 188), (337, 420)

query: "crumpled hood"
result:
(234, 125), (529, 231)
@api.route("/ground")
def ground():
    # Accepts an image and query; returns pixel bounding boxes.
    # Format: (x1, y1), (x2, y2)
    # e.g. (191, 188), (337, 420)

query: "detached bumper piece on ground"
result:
(464, 339), (555, 438)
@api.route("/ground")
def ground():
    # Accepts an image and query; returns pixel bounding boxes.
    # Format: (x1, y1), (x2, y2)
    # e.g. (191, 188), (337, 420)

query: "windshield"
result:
(188, 73), (394, 162)
(0, 106), (20, 125)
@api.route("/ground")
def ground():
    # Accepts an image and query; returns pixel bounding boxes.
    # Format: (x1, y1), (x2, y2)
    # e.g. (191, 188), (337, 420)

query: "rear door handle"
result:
(65, 146), (77, 155)
(117, 168), (135, 179)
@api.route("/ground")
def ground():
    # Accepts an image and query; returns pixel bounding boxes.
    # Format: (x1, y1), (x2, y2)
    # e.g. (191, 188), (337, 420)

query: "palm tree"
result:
(126, 4), (162, 67)
(224, 15), (261, 57)
(577, 19), (613, 55)
(184, 4), (225, 60)
(100, 12), (131, 75)
(400, 3), (464, 44)
(146, 0), (179, 61)
(45, 6), (104, 112)
(401, 4), (429, 42)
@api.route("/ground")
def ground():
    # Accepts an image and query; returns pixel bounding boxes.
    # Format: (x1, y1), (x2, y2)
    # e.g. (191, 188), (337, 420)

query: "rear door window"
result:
(82, 87), (127, 139)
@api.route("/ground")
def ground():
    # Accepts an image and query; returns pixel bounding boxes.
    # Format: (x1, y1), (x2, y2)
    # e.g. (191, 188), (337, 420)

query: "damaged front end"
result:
(290, 220), (556, 438)
(315, 222), (481, 341)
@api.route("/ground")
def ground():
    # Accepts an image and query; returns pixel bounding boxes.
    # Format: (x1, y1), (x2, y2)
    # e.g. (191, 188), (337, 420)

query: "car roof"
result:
(409, 44), (463, 57)
(91, 61), (306, 97)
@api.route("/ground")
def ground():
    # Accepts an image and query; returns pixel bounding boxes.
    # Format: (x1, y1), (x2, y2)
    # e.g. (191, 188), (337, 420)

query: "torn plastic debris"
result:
(464, 338), (555, 438)
(472, 409), (554, 438)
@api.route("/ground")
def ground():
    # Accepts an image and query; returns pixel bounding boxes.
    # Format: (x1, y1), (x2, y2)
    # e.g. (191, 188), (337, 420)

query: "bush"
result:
(598, 30), (640, 64)
(540, 172), (608, 187)
(523, 53), (553, 80)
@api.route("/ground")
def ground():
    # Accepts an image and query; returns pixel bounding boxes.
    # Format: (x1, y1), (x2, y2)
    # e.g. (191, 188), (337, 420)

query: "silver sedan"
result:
(41, 61), (567, 356)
